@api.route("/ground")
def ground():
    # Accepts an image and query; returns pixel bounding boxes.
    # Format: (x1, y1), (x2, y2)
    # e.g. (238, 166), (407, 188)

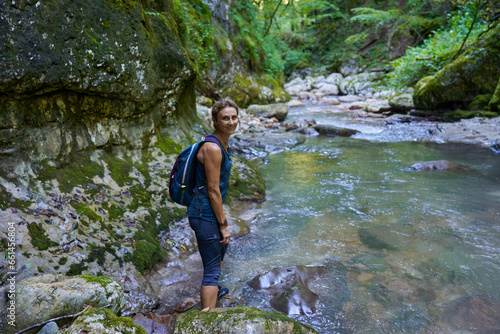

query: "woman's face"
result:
(214, 107), (238, 135)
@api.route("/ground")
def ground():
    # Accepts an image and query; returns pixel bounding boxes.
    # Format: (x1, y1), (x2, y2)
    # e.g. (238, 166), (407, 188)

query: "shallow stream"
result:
(222, 106), (500, 333)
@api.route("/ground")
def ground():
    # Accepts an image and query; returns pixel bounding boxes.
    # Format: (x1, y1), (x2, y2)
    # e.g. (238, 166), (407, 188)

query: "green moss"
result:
(446, 110), (499, 119)
(128, 184), (152, 211)
(175, 306), (318, 334)
(69, 308), (147, 334)
(156, 206), (185, 231)
(0, 185), (33, 211)
(58, 257), (68, 265)
(28, 223), (58, 251)
(132, 240), (163, 274)
(102, 201), (125, 221)
(226, 156), (266, 204)
(489, 78), (500, 112)
(155, 133), (182, 154)
(78, 273), (114, 289)
(101, 151), (134, 187)
(36, 153), (105, 194)
(70, 201), (102, 223)
(67, 263), (88, 276)
(469, 94), (492, 110)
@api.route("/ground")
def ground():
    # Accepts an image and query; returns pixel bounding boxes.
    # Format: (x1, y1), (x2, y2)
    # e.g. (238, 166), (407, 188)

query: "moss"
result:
(128, 184), (152, 211)
(102, 201), (125, 221)
(68, 308), (147, 334)
(175, 306), (318, 334)
(37, 153), (105, 194)
(78, 273), (114, 289)
(132, 240), (163, 274)
(58, 257), (68, 265)
(489, 77), (500, 112)
(155, 133), (182, 154)
(156, 206), (185, 231)
(28, 223), (59, 251)
(0, 185), (33, 211)
(101, 151), (134, 187)
(70, 201), (102, 223)
(226, 156), (266, 204)
(446, 110), (499, 119)
(67, 263), (88, 276)
(469, 94), (492, 110)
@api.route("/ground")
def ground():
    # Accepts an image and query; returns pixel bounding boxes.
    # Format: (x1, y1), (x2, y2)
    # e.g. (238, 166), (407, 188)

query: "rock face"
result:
(489, 78), (500, 112)
(413, 25), (500, 111)
(13, 274), (126, 332)
(0, 0), (196, 163)
(174, 306), (319, 334)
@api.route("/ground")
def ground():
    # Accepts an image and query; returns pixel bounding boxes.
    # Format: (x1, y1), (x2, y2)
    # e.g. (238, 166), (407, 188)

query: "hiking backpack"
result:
(168, 135), (222, 206)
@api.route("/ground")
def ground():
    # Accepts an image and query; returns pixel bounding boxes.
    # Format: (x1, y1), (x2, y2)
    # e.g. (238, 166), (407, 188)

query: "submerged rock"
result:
(248, 265), (325, 315)
(411, 160), (471, 171)
(358, 224), (414, 251)
(174, 306), (318, 334)
(313, 124), (359, 137)
(445, 295), (500, 334)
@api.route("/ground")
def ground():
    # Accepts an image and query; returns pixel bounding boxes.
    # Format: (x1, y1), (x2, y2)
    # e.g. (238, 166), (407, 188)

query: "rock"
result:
(339, 95), (364, 102)
(410, 160), (471, 171)
(413, 25), (500, 111)
(431, 117), (500, 147)
(196, 96), (213, 107)
(325, 73), (344, 85)
(0, 0), (197, 161)
(389, 93), (414, 111)
(358, 224), (413, 251)
(174, 306), (319, 334)
(356, 273), (374, 283)
(270, 284), (319, 315)
(319, 97), (340, 105)
(65, 308), (147, 334)
(248, 265), (325, 315)
(338, 72), (384, 95)
(247, 103), (289, 122)
(313, 124), (359, 137)
(447, 295), (500, 334)
(15, 274), (126, 330)
(173, 298), (197, 313)
(230, 132), (306, 159)
(133, 314), (171, 334)
(315, 83), (339, 96)
(340, 59), (361, 76)
(298, 92), (318, 100)
(37, 322), (59, 334)
(364, 100), (392, 113)
(285, 99), (306, 108)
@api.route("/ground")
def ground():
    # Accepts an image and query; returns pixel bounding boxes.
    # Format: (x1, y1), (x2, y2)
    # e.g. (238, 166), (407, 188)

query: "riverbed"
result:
(221, 105), (500, 333)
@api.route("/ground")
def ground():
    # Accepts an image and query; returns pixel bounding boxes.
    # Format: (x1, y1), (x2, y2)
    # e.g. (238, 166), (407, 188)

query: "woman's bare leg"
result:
(201, 285), (218, 309)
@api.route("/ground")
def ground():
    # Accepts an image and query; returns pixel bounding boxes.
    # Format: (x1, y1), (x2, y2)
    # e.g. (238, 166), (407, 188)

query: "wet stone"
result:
(358, 224), (413, 251)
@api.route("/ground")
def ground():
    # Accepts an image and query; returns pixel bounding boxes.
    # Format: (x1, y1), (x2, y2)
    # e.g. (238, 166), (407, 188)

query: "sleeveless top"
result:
(187, 135), (232, 223)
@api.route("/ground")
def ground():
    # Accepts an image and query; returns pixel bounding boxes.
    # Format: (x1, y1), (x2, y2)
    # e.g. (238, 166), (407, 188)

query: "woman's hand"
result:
(219, 225), (231, 244)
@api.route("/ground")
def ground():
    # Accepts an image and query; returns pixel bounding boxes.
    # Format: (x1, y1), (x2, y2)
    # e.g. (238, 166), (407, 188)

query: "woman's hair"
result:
(211, 98), (239, 128)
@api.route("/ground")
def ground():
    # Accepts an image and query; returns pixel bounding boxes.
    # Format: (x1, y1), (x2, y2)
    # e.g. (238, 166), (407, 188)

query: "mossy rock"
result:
(489, 77), (500, 112)
(413, 25), (500, 111)
(174, 305), (318, 334)
(226, 155), (266, 204)
(64, 308), (147, 334)
(469, 94), (492, 110)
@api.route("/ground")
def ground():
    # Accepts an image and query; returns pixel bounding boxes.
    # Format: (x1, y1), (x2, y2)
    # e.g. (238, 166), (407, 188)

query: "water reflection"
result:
(224, 134), (500, 333)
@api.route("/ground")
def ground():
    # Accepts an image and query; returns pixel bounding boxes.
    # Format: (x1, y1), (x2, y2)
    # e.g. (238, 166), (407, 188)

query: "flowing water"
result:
(222, 105), (500, 333)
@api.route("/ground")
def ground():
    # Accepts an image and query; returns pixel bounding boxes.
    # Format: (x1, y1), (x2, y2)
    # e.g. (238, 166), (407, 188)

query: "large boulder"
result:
(64, 308), (147, 334)
(247, 103), (289, 121)
(413, 26), (500, 111)
(313, 124), (359, 137)
(0, 0), (197, 162)
(389, 93), (414, 111)
(13, 274), (126, 332)
(174, 306), (319, 334)
(338, 72), (384, 95)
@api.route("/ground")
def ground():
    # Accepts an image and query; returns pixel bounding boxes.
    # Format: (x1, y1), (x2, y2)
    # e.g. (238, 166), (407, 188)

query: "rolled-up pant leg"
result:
(188, 217), (228, 286)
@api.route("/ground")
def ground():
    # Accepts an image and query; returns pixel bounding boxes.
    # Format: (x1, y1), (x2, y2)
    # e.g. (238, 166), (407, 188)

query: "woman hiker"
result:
(187, 98), (239, 310)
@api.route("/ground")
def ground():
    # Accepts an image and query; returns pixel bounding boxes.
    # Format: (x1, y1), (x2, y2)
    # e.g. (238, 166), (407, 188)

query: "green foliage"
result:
(167, 0), (217, 74)
(387, 8), (488, 88)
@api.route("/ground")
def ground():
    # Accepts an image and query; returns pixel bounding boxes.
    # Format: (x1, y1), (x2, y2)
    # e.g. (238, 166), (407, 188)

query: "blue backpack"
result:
(168, 135), (222, 206)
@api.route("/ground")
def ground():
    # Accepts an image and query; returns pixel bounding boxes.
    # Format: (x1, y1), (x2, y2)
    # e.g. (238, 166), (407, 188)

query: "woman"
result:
(187, 98), (239, 310)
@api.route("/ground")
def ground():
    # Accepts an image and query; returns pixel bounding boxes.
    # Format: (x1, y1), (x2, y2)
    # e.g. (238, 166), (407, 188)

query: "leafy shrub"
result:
(387, 8), (488, 88)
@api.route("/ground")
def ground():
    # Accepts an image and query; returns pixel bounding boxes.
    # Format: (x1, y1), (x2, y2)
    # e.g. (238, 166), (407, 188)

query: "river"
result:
(222, 105), (500, 333)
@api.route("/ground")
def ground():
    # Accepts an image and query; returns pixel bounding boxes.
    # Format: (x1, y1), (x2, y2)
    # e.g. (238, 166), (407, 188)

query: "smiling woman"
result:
(186, 98), (239, 310)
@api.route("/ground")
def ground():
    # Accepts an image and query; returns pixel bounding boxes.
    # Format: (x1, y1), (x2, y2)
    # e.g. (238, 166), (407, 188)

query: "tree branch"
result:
(264, 0), (282, 37)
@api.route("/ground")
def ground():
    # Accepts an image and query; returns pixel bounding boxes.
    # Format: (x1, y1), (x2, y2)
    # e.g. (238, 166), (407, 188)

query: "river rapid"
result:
(222, 104), (500, 333)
